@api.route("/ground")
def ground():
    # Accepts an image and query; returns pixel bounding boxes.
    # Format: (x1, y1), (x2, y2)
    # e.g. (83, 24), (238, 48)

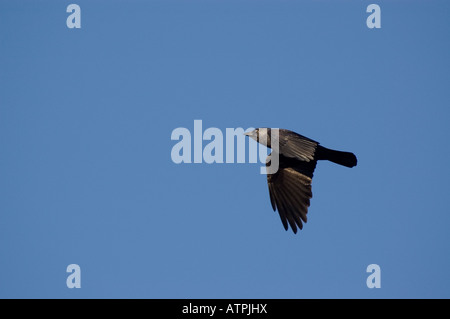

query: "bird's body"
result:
(244, 128), (357, 234)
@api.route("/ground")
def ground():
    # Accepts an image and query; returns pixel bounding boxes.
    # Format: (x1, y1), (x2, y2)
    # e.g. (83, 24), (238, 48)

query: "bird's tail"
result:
(316, 146), (357, 168)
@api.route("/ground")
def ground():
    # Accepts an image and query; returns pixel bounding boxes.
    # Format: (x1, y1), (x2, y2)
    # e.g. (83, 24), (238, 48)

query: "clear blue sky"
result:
(1, 0), (449, 298)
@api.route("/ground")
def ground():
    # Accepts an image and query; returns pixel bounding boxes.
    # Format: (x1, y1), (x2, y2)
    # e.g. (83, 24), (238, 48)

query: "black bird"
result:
(244, 128), (357, 234)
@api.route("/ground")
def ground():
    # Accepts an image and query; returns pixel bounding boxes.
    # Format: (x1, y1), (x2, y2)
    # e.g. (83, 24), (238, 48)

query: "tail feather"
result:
(316, 146), (357, 168)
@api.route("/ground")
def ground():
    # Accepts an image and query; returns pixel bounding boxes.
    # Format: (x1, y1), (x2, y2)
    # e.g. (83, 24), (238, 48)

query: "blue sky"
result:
(1, 0), (449, 298)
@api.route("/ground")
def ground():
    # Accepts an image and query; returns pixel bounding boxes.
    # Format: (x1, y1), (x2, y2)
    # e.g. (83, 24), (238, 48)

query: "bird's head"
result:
(244, 128), (271, 147)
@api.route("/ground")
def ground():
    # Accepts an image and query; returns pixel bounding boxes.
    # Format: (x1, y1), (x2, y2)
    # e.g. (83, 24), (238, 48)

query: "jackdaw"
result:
(244, 128), (357, 234)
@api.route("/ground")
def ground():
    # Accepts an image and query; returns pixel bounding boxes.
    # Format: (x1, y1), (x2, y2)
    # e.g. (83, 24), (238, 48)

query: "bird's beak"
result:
(244, 130), (255, 137)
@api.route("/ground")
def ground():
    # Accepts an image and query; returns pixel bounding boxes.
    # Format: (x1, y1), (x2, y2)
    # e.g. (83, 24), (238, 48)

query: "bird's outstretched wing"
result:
(266, 155), (316, 233)
(277, 129), (318, 162)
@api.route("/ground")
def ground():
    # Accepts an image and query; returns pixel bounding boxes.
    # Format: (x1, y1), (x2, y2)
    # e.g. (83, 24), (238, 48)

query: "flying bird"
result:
(244, 128), (357, 234)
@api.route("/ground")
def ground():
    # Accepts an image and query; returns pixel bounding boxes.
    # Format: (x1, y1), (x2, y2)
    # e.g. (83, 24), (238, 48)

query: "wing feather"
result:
(278, 129), (318, 162)
(267, 164), (313, 233)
